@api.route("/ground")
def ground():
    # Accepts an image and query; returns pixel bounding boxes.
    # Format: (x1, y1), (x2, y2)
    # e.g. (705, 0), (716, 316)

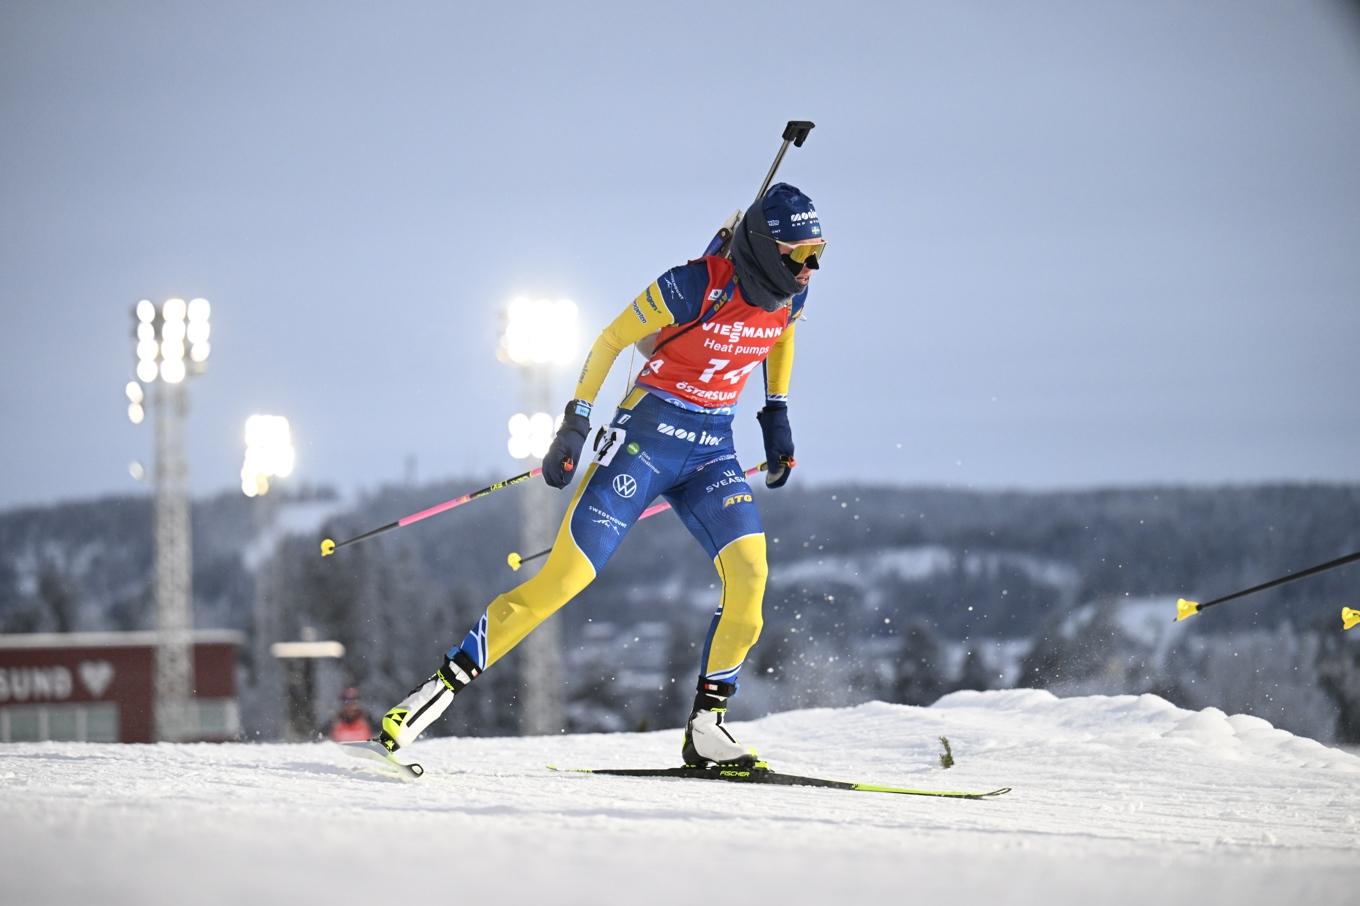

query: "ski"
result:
(337, 739), (425, 780)
(547, 764), (1010, 800)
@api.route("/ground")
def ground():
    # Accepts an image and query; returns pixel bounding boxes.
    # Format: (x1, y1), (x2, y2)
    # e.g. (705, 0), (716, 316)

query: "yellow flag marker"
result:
(320, 538), (336, 557)
(507, 551), (523, 572)
(1343, 607), (1359, 631)
(1175, 598), (1200, 621)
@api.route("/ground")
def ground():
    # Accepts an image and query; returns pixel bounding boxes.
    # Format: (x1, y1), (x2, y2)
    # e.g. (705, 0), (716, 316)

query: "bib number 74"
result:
(646, 357), (763, 386)
(698, 358), (761, 385)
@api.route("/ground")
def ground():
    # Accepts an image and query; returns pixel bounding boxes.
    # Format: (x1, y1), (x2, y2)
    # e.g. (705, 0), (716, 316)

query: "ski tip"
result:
(983, 787), (1012, 798)
(337, 739), (423, 780)
(383, 758), (424, 781)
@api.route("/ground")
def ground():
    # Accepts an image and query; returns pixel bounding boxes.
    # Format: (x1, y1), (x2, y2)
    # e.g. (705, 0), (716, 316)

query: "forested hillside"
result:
(3, 481), (1357, 741)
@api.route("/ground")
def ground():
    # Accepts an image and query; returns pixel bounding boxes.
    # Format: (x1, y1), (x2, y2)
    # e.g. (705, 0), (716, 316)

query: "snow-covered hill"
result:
(2, 691), (1357, 905)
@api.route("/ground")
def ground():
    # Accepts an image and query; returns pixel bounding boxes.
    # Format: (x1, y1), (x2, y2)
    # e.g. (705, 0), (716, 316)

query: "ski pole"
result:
(321, 468), (544, 557)
(755, 121), (815, 206)
(1174, 547), (1360, 622)
(1343, 607), (1359, 631)
(705, 121), (816, 260)
(506, 462), (768, 571)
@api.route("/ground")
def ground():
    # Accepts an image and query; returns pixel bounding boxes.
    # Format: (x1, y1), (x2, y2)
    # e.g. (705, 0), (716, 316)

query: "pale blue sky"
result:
(2, 1), (1358, 509)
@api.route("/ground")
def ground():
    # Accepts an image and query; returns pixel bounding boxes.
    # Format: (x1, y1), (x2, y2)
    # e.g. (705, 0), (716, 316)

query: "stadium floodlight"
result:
(159, 299), (187, 384)
(241, 414), (295, 498)
(186, 298), (211, 368)
(498, 297), (580, 738)
(498, 298), (581, 367)
(124, 295), (213, 742)
(241, 409), (294, 742)
(507, 413), (531, 460)
(129, 296), (212, 390)
(125, 382), (145, 424)
(507, 412), (561, 460)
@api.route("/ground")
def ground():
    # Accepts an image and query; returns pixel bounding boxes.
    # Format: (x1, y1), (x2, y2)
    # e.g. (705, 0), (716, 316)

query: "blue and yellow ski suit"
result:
(454, 255), (807, 691)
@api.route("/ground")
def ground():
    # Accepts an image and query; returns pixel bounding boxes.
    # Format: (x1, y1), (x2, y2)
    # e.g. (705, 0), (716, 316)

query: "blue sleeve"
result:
(653, 262), (711, 325)
(791, 287), (809, 321)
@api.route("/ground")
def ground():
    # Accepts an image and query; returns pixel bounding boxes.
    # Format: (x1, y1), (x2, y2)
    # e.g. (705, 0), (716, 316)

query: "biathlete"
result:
(377, 183), (825, 766)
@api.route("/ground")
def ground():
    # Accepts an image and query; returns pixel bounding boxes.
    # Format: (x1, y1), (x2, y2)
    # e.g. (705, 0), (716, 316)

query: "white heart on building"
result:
(79, 661), (115, 698)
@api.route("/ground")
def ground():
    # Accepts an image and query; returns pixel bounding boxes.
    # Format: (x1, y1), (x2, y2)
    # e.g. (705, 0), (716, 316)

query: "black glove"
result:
(756, 402), (795, 489)
(543, 400), (591, 489)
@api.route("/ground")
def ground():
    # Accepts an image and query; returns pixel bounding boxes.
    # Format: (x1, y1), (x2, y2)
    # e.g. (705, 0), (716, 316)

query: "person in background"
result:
(323, 687), (377, 742)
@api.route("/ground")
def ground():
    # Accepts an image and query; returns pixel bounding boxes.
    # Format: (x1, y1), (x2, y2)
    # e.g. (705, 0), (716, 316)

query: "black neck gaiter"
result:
(730, 204), (801, 312)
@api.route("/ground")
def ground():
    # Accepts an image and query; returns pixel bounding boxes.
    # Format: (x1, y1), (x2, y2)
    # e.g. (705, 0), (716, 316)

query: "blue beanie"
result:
(762, 183), (821, 242)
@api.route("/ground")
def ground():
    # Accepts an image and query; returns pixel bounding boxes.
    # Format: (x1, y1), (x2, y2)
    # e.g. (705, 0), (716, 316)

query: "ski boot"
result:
(377, 650), (481, 752)
(682, 679), (758, 768)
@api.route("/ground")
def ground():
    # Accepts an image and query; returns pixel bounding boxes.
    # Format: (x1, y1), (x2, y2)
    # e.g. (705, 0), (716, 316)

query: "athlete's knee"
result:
(714, 534), (768, 648)
(717, 533), (769, 598)
(721, 609), (764, 650)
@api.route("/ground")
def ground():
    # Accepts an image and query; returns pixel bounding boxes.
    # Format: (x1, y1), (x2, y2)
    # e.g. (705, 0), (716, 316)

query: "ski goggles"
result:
(776, 238), (827, 268)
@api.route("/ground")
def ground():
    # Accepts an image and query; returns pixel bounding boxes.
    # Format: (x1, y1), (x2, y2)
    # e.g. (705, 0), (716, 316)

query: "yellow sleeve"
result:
(572, 281), (677, 405)
(763, 323), (796, 402)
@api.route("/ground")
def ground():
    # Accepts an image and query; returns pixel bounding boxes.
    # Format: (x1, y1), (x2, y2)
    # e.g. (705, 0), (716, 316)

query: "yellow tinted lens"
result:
(786, 241), (826, 264)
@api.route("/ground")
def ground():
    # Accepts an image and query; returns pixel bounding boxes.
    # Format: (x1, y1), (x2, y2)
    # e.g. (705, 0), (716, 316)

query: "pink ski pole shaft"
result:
(321, 467), (544, 557)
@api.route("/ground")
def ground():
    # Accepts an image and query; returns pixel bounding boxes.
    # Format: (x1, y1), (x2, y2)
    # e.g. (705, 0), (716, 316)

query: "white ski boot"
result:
(682, 680), (757, 767)
(378, 650), (480, 752)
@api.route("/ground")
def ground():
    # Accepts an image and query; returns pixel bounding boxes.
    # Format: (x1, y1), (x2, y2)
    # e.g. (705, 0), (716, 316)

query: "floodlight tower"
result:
(498, 298), (580, 736)
(127, 297), (212, 741)
(241, 415), (295, 739)
(241, 415), (295, 500)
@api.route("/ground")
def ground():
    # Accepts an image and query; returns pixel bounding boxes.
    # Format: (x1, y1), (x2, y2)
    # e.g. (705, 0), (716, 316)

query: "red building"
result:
(0, 630), (243, 743)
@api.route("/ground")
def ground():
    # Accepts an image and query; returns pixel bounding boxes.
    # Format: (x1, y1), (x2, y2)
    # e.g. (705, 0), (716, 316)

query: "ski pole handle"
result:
(506, 463), (768, 571)
(321, 467), (544, 557)
(782, 120), (815, 147)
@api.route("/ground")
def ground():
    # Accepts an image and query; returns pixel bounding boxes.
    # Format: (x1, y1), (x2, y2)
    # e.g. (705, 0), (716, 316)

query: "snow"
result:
(2, 690), (1357, 905)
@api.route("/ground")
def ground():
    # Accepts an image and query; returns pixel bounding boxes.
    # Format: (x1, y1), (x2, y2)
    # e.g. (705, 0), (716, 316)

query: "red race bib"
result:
(636, 257), (790, 409)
